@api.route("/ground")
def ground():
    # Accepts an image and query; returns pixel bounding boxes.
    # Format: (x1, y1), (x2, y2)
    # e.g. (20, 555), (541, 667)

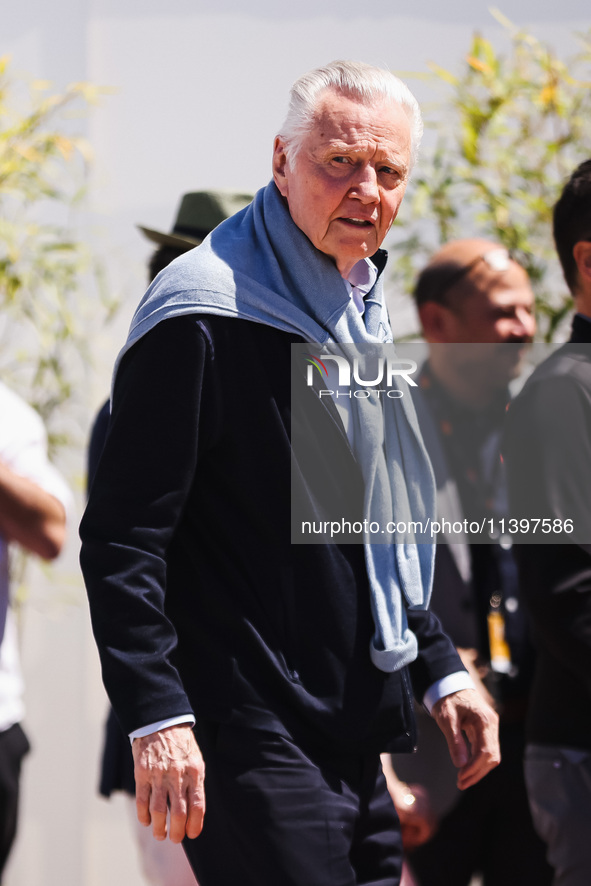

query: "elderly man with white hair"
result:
(80, 61), (499, 886)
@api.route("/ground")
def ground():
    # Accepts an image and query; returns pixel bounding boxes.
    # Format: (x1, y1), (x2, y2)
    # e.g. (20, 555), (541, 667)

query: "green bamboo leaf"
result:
(389, 15), (591, 341)
(427, 63), (459, 86)
(0, 56), (118, 456)
(488, 8), (517, 33)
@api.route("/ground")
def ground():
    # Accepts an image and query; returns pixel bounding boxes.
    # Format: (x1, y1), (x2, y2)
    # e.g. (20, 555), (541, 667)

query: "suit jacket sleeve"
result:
(80, 318), (213, 734)
(408, 607), (467, 703)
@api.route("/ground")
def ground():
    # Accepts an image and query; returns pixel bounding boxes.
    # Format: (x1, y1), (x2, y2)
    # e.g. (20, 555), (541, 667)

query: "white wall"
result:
(2, 3), (589, 884)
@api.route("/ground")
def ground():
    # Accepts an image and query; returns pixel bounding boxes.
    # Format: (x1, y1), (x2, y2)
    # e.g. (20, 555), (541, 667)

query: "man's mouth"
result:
(340, 218), (374, 227)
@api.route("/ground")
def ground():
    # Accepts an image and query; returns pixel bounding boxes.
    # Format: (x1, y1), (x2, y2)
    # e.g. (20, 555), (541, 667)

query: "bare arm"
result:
(132, 725), (206, 842)
(432, 688), (500, 790)
(0, 459), (66, 559)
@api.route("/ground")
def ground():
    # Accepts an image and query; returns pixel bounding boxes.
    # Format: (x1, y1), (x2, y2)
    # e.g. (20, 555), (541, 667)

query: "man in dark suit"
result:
(503, 158), (591, 885)
(392, 239), (552, 885)
(80, 60), (499, 886)
(90, 191), (251, 886)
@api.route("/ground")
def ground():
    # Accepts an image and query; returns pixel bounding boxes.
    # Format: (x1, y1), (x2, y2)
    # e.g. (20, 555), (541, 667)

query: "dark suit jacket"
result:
(80, 315), (464, 756)
(85, 399), (136, 797)
(503, 314), (591, 749)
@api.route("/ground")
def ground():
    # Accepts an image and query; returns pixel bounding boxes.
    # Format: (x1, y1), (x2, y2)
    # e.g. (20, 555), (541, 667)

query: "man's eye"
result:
(332, 156), (350, 165)
(380, 166), (399, 177)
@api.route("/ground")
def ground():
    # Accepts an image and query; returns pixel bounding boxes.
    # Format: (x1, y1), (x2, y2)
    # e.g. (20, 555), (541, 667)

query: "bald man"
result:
(392, 240), (552, 885)
(415, 237), (535, 400)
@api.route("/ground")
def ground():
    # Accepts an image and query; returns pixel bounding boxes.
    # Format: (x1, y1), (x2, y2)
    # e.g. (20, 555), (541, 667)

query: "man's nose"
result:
(514, 308), (536, 340)
(349, 165), (379, 202)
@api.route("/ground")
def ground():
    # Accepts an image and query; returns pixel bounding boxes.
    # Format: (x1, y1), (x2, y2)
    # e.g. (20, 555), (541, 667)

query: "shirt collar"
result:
(343, 258), (378, 314)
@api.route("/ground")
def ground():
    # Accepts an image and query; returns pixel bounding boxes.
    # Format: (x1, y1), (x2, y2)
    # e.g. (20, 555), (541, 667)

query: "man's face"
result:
(427, 259), (536, 393)
(273, 90), (412, 278)
(441, 260), (536, 346)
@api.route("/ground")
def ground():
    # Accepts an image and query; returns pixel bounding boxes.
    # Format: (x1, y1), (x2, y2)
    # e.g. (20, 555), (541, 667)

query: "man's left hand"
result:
(432, 688), (500, 790)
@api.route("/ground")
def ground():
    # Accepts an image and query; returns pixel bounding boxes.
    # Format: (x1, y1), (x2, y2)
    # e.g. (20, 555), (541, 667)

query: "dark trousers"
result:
(525, 744), (591, 886)
(0, 723), (30, 880)
(408, 724), (553, 886)
(184, 722), (403, 886)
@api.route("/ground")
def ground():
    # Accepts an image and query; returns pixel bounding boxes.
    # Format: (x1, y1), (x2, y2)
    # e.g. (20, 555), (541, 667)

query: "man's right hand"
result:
(432, 688), (500, 790)
(132, 724), (205, 842)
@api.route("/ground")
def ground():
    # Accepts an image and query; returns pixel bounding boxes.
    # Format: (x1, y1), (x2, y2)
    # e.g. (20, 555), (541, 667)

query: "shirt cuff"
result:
(129, 714), (196, 743)
(422, 672), (476, 714)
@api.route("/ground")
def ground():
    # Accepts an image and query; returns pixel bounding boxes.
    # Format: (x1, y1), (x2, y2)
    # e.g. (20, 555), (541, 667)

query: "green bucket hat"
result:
(138, 190), (254, 249)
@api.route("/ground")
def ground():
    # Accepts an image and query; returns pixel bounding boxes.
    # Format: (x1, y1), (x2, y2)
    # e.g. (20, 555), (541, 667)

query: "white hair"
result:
(277, 60), (423, 170)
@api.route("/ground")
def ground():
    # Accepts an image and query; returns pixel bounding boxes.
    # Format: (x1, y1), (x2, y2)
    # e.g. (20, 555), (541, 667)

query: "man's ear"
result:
(573, 240), (591, 286)
(418, 300), (455, 343)
(272, 137), (289, 197)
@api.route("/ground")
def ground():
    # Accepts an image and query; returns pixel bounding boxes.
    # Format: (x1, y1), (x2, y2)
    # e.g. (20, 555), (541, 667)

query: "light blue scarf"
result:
(115, 181), (436, 673)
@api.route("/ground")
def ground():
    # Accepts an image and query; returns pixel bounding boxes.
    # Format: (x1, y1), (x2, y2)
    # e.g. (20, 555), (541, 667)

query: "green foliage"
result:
(393, 11), (591, 340)
(0, 56), (117, 449)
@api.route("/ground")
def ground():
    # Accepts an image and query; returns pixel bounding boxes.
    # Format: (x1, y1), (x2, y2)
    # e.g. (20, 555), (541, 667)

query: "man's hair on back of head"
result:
(277, 60), (423, 171)
(148, 244), (191, 284)
(413, 260), (462, 309)
(553, 159), (591, 294)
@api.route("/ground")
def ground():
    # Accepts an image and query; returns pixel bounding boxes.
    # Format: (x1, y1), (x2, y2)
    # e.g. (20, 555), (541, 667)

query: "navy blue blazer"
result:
(80, 315), (464, 755)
